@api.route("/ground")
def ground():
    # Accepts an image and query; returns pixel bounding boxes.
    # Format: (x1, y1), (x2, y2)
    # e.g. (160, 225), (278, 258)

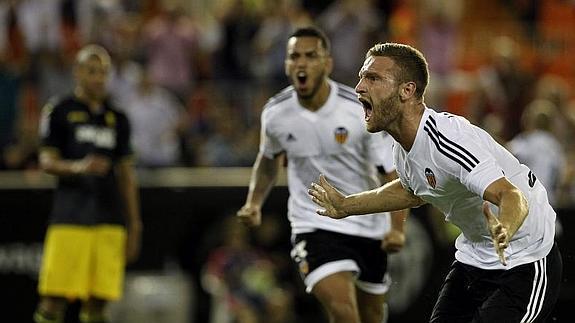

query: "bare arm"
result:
(483, 177), (528, 239)
(309, 175), (426, 219)
(237, 152), (283, 226)
(342, 178), (425, 215)
(116, 157), (142, 263)
(481, 177), (529, 266)
(39, 148), (110, 177)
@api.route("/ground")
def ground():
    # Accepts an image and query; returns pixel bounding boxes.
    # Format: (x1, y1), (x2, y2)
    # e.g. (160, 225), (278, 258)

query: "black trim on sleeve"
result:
(424, 116), (482, 172)
(428, 116), (480, 164)
(337, 94), (362, 105)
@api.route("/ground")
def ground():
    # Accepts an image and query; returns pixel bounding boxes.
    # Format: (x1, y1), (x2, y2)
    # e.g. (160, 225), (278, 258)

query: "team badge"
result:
(334, 127), (348, 144)
(425, 168), (437, 188)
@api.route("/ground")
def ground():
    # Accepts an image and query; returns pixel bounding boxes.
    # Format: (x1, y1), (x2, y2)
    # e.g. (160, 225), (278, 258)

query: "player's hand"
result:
(74, 154), (111, 176)
(125, 221), (142, 264)
(483, 202), (508, 266)
(382, 229), (405, 253)
(308, 174), (348, 219)
(237, 204), (262, 227)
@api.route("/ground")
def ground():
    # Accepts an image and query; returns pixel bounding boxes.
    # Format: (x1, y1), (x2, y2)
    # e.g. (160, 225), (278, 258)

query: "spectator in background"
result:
(470, 36), (534, 140)
(508, 99), (566, 207)
(318, 0), (382, 85)
(201, 216), (295, 323)
(119, 65), (188, 168)
(142, 3), (197, 101)
(419, 0), (462, 108)
(34, 45), (142, 323)
(196, 103), (257, 167)
(251, 0), (311, 92)
(0, 60), (23, 169)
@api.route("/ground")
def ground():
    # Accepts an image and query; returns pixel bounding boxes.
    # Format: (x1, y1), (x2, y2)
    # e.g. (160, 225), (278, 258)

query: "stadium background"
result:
(0, 0), (574, 322)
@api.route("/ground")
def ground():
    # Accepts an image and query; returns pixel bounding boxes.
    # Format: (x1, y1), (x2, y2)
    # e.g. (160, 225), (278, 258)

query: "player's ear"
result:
(400, 81), (417, 101)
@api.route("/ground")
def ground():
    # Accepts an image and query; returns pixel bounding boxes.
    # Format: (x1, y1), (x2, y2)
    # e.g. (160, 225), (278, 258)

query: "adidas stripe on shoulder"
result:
(423, 115), (480, 172)
(264, 87), (294, 110)
(336, 84), (362, 105)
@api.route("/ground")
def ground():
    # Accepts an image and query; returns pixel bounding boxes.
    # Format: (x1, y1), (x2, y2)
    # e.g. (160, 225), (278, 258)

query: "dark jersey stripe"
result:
(425, 120), (478, 170)
(424, 126), (473, 172)
(337, 84), (357, 97)
(264, 91), (293, 110)
(428, 116), (480, 164)
(337, 94), (362, 106)
(272, 89), (293, 102)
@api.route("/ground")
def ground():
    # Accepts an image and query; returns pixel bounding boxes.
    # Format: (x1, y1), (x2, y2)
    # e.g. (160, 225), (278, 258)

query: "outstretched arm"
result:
(482, 177), (529, 266)
(237, 152), (283, 227)
(309, 175), (426, 219)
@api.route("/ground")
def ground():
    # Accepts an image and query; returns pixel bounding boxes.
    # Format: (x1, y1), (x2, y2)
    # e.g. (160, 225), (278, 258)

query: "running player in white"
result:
(237, 27), (408, 323)
(309, 43), (562, 323)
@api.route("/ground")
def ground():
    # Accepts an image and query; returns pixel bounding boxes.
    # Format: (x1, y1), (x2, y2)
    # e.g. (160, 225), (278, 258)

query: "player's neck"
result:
(74, 88), (104, 113)
(390, 102), (425, 152)
(298, 81), (330, 111)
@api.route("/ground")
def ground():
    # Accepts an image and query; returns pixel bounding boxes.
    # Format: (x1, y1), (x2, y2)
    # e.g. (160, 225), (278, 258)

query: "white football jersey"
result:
(394, 108), (555, 270)
(261, 80), (394, 239)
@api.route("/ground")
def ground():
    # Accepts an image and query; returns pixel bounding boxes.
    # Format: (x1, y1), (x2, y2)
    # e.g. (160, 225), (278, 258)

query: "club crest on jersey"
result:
(334, 127), (348, 144)
(425, 168), (437, 188)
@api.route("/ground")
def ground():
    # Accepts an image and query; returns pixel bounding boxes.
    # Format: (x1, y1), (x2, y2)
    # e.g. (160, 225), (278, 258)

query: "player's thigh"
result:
(92, 225), (126, 300)
(430, 261), (476, 323)
(38, 225), (93, 299)
(290, 230), (361, 293)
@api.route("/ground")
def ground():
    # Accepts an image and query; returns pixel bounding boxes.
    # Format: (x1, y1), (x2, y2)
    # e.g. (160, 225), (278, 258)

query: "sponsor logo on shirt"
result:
(334, 127), (348, 144)
(425, 167), (437, 188)
(75, 125), (117, 149)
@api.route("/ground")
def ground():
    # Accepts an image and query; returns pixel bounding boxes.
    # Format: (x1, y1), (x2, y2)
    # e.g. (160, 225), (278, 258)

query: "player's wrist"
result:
(70, 161), (85, 175)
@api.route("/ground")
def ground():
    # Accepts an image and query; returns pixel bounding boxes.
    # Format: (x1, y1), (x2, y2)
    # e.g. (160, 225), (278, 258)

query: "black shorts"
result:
(290, 229), (390, 294)
(430, 243), (562, 323)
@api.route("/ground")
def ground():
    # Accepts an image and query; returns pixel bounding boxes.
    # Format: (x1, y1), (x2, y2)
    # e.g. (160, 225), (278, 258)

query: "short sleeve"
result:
(462, 159), (505, 198)
(259, 109), (283, 159)
(431, 124), (504, 198)
(39, 103), (65, 150)
(367, 131), (395, 173)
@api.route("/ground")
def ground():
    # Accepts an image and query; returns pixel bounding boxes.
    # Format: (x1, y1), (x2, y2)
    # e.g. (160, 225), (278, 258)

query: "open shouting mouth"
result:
(359, 97), (373, 122)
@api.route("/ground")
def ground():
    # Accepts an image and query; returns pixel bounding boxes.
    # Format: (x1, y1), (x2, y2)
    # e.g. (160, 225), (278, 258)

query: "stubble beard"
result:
(297, 71), (326, 100)
(369, 91), (400, 133)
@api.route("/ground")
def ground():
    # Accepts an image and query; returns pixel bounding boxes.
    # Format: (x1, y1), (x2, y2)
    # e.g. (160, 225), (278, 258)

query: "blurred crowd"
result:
(0, 0), (575, 205)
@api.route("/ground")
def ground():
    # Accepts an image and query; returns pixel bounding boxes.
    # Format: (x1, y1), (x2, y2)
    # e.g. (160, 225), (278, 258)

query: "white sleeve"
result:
(259, 109), (283, 159)
(463, 159), (505, 198)
(366, 131), (395, 173)
(431, 123), (504, 199)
